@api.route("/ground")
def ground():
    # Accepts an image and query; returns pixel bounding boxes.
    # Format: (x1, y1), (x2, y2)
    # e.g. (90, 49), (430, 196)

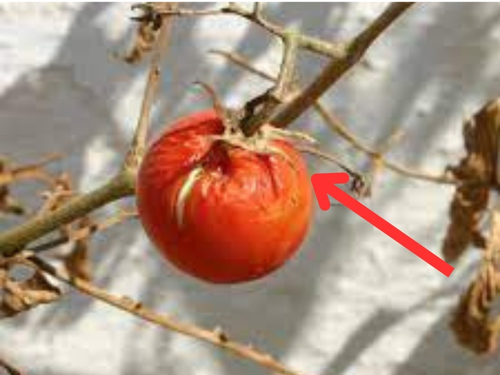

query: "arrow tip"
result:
(311, 173), (350, 211)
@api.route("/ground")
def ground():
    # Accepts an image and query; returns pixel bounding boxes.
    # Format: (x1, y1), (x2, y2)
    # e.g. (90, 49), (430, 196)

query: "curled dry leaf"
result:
(0, 153), (60, 188)
(450, 210), (500, 354)
(37, 173), (73, 217)
(441, 98), (500, 262)
(0, 154), (61, 218)
(59, 209), (138, 281)
(63, 241), (91, 282)
(0, 158), (25, 217)
(38, 174), (92, 281)
(63, 217), (92, 282)
(0, 256), (61, 318)
(121, 17), (158, 64)
(121, 3), (177, 64)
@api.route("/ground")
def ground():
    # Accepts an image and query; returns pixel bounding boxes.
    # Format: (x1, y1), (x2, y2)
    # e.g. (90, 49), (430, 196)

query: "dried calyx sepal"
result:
(194, 81), (318, 157)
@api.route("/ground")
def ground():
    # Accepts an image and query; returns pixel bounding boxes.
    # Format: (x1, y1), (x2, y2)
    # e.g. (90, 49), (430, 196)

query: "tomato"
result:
(136, 109), (312, 283)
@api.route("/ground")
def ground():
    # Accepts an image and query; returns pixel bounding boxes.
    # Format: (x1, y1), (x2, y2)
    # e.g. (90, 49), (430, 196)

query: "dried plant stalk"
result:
(442, 99), (500, 262)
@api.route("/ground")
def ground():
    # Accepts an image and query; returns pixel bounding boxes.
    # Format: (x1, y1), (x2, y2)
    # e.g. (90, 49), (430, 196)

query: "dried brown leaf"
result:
(0, 154), (61, 218)
(0, 154), (60, 188)
(450, 211), (500, 354)
(122, 21), (159, 64)
(60, 210), (136, 280)
(442, 99), (500, 262)
(63, 217), (92, 282)
(0, 159), (24, 217)
(0, 256), (61, 318)
(37, 173), (73, 216)
(120, 3), (177, 64)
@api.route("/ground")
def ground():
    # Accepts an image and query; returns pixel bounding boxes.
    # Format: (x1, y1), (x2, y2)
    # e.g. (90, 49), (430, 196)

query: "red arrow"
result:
(311, 173), (454, 277)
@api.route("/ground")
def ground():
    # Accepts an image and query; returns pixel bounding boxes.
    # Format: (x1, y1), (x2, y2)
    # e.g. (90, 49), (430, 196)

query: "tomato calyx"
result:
(172, 83), (321, 230)
(194, 81), (318, 159)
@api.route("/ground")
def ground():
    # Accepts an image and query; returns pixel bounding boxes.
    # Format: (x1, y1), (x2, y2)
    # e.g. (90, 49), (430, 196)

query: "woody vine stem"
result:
(0, 3), (416, 375)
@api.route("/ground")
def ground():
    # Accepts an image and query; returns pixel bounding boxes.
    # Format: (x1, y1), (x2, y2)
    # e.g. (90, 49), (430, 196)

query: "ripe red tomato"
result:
(136, 109), (312, 283)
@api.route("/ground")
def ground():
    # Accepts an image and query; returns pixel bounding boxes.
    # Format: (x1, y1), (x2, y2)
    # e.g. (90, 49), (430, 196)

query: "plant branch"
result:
(0, 173), (135, 257)
(272, 2), (414, 128)
(0, 153), (61, 187)
(156, 2), (410, 135)
(31, 256), (313, 375)
(153, 3), (346, 59)
(27, 209), (138, 254)
(240, 31), (299, 135)
(211, 49), (461, 186)
(298, 146), (362, 180)
(124, 4), (176, 170)
(314, 106), (459, 184)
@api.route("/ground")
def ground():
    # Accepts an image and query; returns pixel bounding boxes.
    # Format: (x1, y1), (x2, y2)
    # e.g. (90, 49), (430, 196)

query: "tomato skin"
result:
(136, 109), (312, 283)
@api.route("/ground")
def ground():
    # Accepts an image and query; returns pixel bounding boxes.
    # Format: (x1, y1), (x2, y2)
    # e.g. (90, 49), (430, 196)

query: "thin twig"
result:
(272, 3), (414, 128)
(124, 4), (177, 170)
(0, 173), (135, 257)
(0, 153), (61, 187)
(153, 3), (345, 59)
(210, 49), (274, 81)
(299, 146), (362, 180)
(27, 209), (138, 253)
(150, 4), (281, 37)
(313, 104), (459, 184)
(252, 2), (264, 18)
(224, 2), (283, 36)
(240, 31), (299, 135)
(274, 32), (299, 100)
(31, 256), (313, 375)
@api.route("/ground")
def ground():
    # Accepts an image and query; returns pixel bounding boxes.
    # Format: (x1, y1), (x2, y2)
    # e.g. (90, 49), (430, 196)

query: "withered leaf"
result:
(37, 173), (73, 216)
(0, 154), (61, 218)
(63, 218), (92, 282)
(120, 2), (177, 64)
(442, 98), (500, 262)
(122, 20), (158, 64)
(0, 257), (61, 318)
(450, 211), (500, 354)
(0, 158), (25, 217)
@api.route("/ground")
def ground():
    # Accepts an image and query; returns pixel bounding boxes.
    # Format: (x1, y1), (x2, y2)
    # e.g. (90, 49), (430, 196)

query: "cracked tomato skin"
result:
(136, 109), (312, 283)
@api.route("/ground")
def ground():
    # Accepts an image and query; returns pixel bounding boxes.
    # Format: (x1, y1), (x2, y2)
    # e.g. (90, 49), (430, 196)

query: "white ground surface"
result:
(1, 3), (499, 375)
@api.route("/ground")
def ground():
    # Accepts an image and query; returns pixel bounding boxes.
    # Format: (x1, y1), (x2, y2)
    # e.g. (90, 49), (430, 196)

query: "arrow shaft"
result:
(330, 186), (454, 277)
